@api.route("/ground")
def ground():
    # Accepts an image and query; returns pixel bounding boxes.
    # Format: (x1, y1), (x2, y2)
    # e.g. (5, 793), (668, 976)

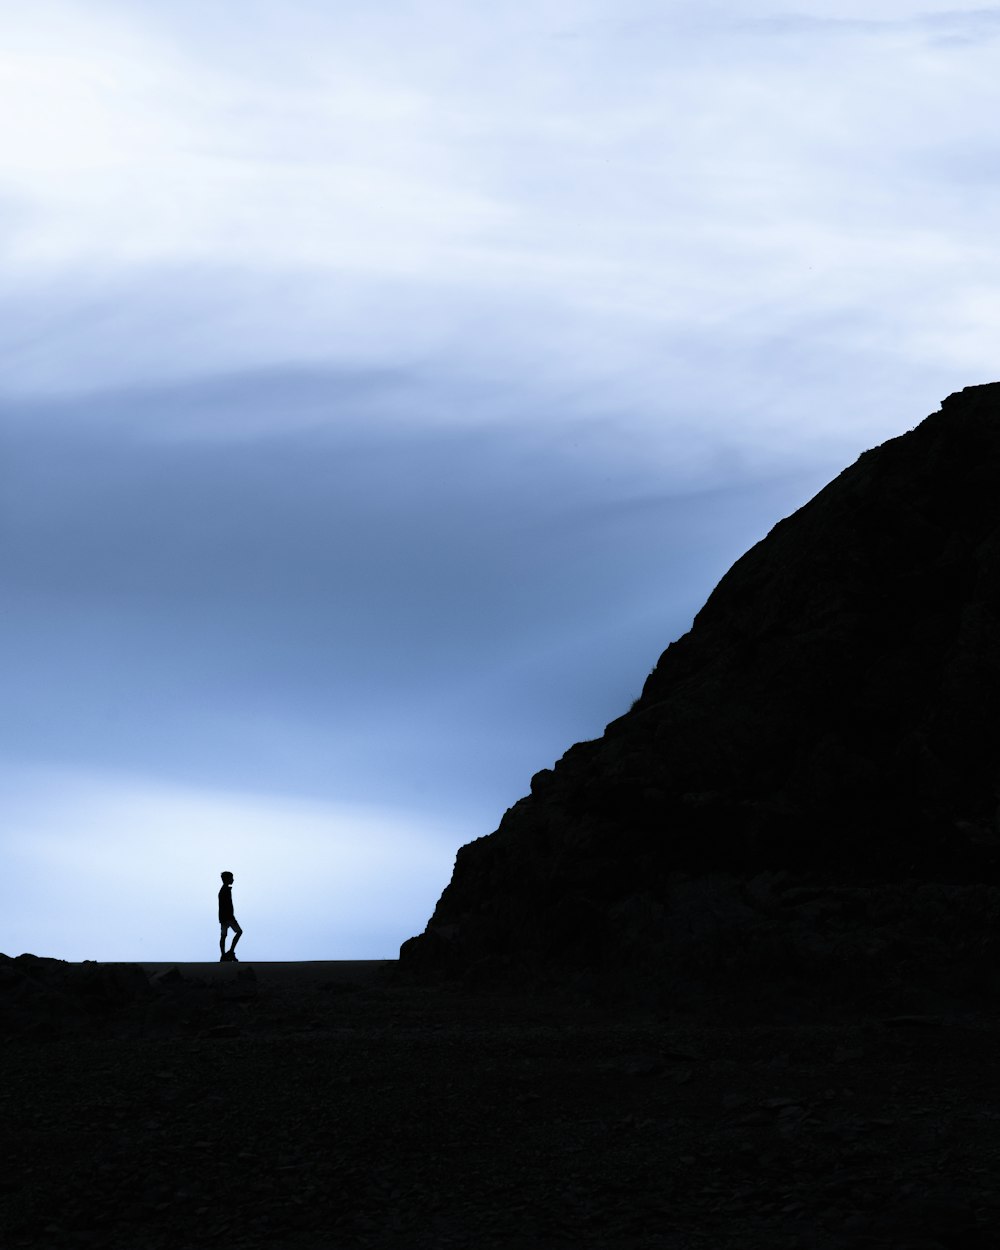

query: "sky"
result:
(3, 0), (999, 961)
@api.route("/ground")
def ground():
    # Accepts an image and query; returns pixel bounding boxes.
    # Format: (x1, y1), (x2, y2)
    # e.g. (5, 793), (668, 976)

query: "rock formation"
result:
(400, 384), (1000, 999)
(0, 954), (261, 1039)
(0, 954), (153, 1039)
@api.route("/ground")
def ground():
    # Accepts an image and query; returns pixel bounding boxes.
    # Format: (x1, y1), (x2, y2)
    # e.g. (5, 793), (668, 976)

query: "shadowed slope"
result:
(401, 384), (1000, 989)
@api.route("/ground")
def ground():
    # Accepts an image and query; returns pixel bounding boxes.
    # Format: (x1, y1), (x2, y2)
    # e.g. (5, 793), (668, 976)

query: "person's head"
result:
(221, 871), (234, 885)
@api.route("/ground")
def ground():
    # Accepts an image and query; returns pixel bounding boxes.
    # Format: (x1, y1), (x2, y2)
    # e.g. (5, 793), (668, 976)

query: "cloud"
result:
(741, 7), (1000, 43)
(0, 1), (510, 278)
(2, 0), (999, 417)
(0, 367), (835, 811)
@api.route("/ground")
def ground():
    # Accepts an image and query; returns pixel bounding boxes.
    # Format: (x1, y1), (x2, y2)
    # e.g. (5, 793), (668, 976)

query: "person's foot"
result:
(229, 952), (239, 962)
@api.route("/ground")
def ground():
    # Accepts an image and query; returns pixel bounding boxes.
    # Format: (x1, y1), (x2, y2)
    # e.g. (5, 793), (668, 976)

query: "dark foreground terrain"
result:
(2, 954), (999, 1249)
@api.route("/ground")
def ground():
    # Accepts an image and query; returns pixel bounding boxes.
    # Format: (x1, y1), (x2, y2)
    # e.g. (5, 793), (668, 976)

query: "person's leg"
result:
(229, 920), (243, 954)
(220, 923), (228, 958)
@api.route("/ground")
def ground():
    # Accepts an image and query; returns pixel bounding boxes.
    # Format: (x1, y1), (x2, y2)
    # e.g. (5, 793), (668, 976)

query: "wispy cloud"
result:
(742, 7), (1000, 44)
(1, 374), (828, 821)
(3, 0), (999, 415)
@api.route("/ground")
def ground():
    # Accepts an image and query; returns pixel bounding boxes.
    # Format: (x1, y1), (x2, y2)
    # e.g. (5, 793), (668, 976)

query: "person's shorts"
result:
(220, 916), (241, 932)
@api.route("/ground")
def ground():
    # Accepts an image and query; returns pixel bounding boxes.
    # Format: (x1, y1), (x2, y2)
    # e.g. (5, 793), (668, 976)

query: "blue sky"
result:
(2, 0), (998, 961)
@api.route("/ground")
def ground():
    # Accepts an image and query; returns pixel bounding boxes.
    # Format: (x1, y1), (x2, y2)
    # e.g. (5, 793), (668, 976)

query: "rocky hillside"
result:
(400, 384), (1000, 996)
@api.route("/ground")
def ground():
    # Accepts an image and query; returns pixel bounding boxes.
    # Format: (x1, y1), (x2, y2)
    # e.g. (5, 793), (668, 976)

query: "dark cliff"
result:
(400, 384), (1000, 998)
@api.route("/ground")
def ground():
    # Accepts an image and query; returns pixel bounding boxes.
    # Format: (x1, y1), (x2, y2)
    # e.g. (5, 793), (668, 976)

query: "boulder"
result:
(0, 954), (153, 1039)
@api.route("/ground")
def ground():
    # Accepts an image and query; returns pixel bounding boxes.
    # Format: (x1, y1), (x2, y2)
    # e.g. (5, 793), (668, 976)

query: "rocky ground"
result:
(2, 955), (1000, 1249)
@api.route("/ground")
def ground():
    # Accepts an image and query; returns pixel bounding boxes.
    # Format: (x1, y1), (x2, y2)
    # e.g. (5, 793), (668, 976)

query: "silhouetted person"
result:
(218, 871), (243, 962)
